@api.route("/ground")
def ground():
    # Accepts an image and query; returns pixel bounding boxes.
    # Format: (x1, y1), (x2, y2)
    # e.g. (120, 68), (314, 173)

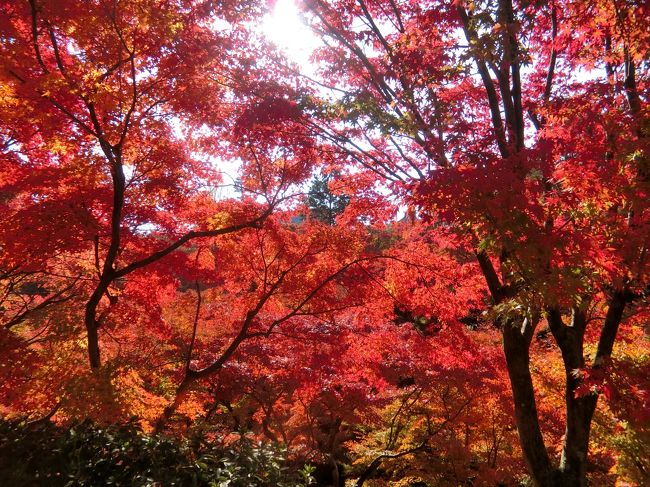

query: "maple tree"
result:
(0, 0), (297, 370)
(296, 0), (649, 485)
(1, 0), (649, 486)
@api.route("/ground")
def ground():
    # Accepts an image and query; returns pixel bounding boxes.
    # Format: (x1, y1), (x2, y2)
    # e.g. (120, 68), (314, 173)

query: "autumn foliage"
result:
(0, 0), (648, 486)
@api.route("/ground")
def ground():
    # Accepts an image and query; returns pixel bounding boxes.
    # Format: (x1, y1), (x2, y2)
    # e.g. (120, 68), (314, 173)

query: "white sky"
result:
(262, 0), (320, 74)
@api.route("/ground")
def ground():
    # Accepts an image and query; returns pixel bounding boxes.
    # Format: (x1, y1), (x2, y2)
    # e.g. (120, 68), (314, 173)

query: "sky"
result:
(261, 0), (320, 74)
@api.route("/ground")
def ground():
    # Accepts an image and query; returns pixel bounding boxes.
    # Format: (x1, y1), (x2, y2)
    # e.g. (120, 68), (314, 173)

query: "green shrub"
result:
(0, 419), (314, 486)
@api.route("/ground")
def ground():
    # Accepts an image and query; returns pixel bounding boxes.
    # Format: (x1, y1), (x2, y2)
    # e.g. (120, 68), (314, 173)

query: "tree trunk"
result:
(86, 322), (101, 368)
(555, 327), (591, 487)
(84, 278), (111, 368)
(550, 293), (626, 486)
(558, 391), (593, 486)
(85, 284), (106, 368)
(504, 312), (598, 487)
(502, 319), (557, 487)
(477, 255), (627, 487)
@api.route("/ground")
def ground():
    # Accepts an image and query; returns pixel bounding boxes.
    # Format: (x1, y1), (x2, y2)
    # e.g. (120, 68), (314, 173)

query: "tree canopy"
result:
(0, 1), (648, 486)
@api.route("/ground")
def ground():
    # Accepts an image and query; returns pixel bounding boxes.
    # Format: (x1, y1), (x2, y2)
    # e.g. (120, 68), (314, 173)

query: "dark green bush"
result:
(0, 419), (314, 486)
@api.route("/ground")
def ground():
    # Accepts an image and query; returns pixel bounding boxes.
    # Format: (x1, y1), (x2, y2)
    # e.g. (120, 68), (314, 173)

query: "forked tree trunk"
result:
(503, 317), (592, 487)
(504, 292), (627, 487)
